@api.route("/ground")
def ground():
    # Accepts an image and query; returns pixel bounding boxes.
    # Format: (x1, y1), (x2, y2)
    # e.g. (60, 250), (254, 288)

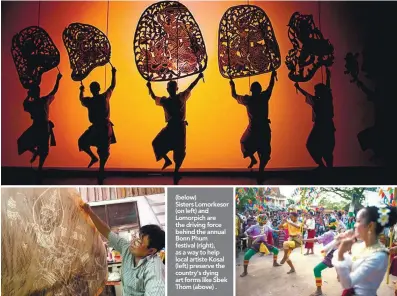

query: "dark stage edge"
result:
(2, 166), (396, 185)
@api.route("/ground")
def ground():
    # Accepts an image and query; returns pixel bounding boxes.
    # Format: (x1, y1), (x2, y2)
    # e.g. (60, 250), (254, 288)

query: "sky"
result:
(2, 1), (373, 169)
(279, 186), (295, 198)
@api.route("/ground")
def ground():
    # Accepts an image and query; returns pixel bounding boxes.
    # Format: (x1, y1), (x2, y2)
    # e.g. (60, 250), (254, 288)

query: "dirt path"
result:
(236, 244), (395, 296)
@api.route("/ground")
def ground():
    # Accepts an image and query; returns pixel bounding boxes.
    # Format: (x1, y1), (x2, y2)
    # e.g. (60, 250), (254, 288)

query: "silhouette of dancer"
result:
(294, 67), (335, 168)
(78, 66), (116, 184)
(17, 73), (63, 172)
(344, 51), (393, 165)
(147, 73), (203, 185)
(354, 78), (382, 161)
(229, 70), (277, 184)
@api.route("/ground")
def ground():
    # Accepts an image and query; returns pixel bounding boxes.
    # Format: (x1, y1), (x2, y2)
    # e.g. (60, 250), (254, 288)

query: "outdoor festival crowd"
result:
(236, 206), (397, 296)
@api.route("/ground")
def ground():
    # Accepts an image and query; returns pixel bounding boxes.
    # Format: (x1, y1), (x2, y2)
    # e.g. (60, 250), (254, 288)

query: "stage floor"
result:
(2, 166), (395, 185)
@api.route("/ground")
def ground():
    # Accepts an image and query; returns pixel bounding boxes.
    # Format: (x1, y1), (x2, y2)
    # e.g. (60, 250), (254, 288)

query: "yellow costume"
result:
(282, 222), (302, 249)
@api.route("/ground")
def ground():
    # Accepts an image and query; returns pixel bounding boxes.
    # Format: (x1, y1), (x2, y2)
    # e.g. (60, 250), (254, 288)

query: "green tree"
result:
(287, 198), (295, 207)
(236, 188), (260, 212)
(317, 187), (377, 213)
(318, 198), (349, 211)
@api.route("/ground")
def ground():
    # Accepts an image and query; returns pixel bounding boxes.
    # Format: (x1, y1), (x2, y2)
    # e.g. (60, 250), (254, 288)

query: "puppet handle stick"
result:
(387, 230), (393, 284)
(271, 62), (278, 82)
(109, 61), (114, 68)
(300, 188), (307, 254)
(198, 64), (204, 83)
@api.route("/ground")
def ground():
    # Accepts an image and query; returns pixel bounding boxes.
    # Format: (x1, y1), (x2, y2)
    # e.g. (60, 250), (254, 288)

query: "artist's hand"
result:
(294, 82), (299, 88)
(272, 70), (277, 79)
(146, 81), (151, 88)
(112, 67), (117, 73)
(80, 85), (85, 91)
(229, 79), (235, 86)
(81, 203), (92, 213)
(57, 73), (63, 80)
(198, 72), (204, 79)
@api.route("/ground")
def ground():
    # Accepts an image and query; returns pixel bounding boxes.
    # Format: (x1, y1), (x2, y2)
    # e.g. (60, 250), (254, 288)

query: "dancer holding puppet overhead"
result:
(135, 1), (207, 185)
(219, 5), (281, 184)
(63, 23), (116, 184)
(12, 26), (62, 175)
(286, 12), (335, 170)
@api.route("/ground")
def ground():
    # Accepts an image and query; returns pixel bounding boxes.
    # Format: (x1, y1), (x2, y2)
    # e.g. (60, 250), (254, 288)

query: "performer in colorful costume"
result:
(303, 218), (338, 295)
(333, 206), (397, 296)
(304, 211), (316, 255)
(241, 214), (281, 277)
(280, 212), (303, 274)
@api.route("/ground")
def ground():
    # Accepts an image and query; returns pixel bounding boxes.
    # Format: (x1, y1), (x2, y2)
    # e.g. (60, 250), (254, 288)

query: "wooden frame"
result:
(91, 200), (140, 231)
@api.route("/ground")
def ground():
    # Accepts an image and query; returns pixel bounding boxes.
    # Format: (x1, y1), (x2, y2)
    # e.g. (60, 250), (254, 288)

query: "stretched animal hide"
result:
(1, 188), (107, 296)
(11, 26), (60, 89)
(134, 1), (207, 81)
(285, 12), (334, 82)
(63, 23), (111, 81)
(218, 5), (281, 79)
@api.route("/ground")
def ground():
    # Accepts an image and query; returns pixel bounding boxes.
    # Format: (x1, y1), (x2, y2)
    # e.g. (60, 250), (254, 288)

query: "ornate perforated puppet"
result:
(286, 12), (334, 83)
